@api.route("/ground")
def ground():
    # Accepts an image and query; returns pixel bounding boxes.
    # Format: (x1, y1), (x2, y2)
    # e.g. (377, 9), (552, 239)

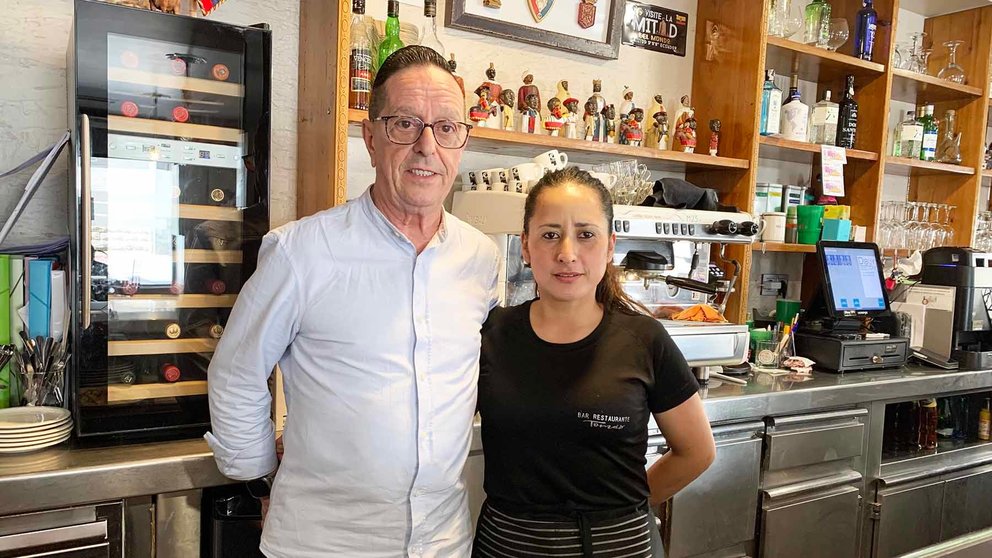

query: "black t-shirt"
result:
(478, 299), (699, 513)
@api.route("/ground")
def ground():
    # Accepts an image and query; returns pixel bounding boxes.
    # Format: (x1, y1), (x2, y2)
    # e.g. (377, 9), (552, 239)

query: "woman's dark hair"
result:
(369, 46), (460, 119)
(523, 167), (648, 316)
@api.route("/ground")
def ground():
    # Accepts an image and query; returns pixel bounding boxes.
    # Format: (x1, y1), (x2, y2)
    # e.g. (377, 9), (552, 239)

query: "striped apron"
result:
(472, 500), (665, 558)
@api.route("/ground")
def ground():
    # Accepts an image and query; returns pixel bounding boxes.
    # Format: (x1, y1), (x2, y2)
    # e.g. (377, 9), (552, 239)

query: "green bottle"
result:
(378, 0), (404, 68)
(804, 0), (832, 47)
(920, 104), (938, 161)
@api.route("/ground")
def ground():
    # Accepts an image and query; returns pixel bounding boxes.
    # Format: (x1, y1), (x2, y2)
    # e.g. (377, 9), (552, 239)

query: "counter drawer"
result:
(764, 409), (867, 472)
(760, 482), (861, 558)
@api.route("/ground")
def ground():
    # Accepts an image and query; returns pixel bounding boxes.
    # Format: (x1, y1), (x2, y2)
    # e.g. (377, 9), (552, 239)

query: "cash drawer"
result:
(764, 409), (867, 472)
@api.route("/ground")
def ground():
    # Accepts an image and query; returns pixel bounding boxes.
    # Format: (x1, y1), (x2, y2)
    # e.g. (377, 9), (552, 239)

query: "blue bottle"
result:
(854, 0), (878, 61)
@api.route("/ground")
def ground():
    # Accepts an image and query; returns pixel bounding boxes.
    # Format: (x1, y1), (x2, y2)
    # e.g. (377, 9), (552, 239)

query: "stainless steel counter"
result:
(698, 364), (992, 423)
(0, 439), (228, 516)
(3, 365), (992, 519)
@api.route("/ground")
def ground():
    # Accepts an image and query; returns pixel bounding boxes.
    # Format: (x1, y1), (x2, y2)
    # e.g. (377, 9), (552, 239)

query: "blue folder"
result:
(27, 259), (51, 338)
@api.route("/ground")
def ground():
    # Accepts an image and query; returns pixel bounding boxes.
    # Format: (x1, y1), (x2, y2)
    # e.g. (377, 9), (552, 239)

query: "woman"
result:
(474, 167), (716, 558)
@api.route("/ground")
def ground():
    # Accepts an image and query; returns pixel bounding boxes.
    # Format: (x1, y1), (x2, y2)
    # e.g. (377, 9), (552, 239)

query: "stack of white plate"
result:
(0, 407), (73, 453)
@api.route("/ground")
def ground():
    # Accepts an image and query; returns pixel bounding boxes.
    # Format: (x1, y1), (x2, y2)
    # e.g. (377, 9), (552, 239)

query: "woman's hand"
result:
(647, 394), (716, 506)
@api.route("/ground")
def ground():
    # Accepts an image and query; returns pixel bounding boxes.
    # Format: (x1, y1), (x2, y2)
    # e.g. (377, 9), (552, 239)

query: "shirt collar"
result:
(360, 186), (449, 248)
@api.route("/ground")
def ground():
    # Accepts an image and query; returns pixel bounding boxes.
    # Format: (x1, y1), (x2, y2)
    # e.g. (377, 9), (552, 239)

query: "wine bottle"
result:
(378, 0), (404, 67)
(854, 0), (878, 61)
(835, 75), (858, 148)
(419, 0), (446, 57)
(920, 104), (938, 161)
(348, 0), (373, 110)
(179, 166), (238, 207)
(183, 309), (226, 339)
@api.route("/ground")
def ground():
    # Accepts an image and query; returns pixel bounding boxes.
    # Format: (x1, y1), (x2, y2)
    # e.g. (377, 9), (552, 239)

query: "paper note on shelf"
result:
(820, 145), (847, 197)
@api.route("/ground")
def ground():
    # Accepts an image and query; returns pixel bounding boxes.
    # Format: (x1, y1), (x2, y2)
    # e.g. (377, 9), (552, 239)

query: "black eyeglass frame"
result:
(371, 115), (473, 149)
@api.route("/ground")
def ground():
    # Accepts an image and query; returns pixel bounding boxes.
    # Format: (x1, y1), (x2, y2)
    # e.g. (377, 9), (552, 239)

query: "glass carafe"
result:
(937, 40), (967, 84)
(937, 110), (962, 165)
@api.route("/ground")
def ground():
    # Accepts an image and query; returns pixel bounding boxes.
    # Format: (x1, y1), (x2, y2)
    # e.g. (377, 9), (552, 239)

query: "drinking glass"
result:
(826, 19), (850, 51)
(938, 40), (967, 84)
(919, 49), (933, 76)
(907, 32), (927, 73)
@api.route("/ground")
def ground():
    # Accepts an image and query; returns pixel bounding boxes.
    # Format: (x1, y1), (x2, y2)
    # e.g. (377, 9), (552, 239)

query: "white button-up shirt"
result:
(206, 187), (499, 557)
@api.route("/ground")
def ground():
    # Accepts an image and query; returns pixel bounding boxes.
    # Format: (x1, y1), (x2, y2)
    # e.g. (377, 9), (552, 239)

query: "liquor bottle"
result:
(760, 70), (782, 136)
(348, 0), (373, 111)
(780, 72), (810, 142)
(183, 309), (226, 339)
(804, 0), (832, 47)
(893, 109), (921, 158)
(378, 0), (404, 68)
(918, 398), (938, 450)
(937, 398), (955, 438)
(920, 104), (938, 161)
(160, 362), (182, 383)
(419, 0), (446, 57)
(854, 0), (878, 60)
(835, 75), (858, 148)
(809, 90), (839, 145)
(979, 399), (991, 441)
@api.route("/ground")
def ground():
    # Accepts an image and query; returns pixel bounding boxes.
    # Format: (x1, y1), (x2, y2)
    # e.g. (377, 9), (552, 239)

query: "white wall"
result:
(0, 0), (299, 244)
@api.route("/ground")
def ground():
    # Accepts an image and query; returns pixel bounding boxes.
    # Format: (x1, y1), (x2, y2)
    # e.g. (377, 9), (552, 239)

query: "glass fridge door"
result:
(71, 0), (270, 440)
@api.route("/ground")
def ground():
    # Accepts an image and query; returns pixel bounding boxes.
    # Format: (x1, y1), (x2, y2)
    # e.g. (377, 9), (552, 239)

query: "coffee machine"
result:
(451, 191), (761, 380)
(911, 247), (992, 369)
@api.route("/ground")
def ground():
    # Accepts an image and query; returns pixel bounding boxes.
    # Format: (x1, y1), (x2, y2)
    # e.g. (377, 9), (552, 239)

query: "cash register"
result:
(794, 241), (909, 372)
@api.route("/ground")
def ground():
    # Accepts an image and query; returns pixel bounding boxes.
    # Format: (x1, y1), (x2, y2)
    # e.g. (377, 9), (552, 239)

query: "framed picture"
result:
(445, 0), (625, 60)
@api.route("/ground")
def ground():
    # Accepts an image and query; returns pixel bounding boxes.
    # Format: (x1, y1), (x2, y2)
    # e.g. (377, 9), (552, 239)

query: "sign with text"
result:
(621, 1), (689, 56)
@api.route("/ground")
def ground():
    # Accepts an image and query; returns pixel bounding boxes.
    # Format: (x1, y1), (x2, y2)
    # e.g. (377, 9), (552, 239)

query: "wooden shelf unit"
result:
(884, 157), (976, 176)
(107, 115), (241, 143)
(764, 36), (886, 83)
(755, 242), (817, 253)
(758, 135), (879, 163)
(107, 67), (244, 97)
(348, 109), (750, 173)
(177, 205), (242, 222)
(890, 68), (984, 104)
(107, 338), (218, 357)
(183, 249), (242, 264)
(296, 0), (992, 324)
(107, 380), (208, 403)
(108, 294), (238, 308)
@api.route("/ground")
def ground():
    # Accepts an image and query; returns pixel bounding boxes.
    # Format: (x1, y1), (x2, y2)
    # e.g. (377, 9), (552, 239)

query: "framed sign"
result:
(445, 0), (626, 60)
(621, 1), (689, 56)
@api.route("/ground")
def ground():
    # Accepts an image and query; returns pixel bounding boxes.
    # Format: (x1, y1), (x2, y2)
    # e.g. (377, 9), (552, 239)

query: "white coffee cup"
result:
(509, 162), (545, 186)
(532, 149), (569, 172)
(460, 170), (480, 191)
(588, 172), (618, 191)
(478, 168), (508, 191)
(761, 212), (787, 242)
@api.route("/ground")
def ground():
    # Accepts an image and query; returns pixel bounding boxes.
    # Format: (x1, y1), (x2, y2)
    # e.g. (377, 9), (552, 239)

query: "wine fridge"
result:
(67, 0), (271, 442)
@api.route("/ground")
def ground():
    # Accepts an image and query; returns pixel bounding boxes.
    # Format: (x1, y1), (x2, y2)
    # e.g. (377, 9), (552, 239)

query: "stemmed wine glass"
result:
(937, 40), (967, 84)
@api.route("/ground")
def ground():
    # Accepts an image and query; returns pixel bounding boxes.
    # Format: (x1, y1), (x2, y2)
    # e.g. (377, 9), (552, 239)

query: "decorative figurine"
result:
(447, 53), (465, 96)
(619, 86), (635, 121)
(545, 98), (566, 136)
(590, 79), (606, 114)
(517, 71), (541, 122)
(498, 88), (516, 131)
(519, 93), (543, 134)
(469, 85), (497, 127)
(480, 63), (503, 129)
(553, 80), (571, 107)
(620, 108), (645, 147)
(644, 95), (664, 149)
(708, 119), (721, 156)
(671, 95), (695, 152)
(584, 98), (606, 142)
(602, 104), (617, 144)
(563, 97), (581, 139)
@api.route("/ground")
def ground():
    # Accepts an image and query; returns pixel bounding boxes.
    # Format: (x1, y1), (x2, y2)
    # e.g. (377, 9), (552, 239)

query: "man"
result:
(206, 45), (499, 557)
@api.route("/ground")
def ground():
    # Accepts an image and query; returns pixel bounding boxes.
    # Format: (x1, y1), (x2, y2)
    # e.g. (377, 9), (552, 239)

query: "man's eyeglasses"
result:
(373, 116), (472, 149)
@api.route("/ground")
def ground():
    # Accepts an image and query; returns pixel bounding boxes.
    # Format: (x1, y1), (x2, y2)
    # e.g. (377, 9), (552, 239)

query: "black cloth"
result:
(478, 300), (699, 514)
(643, 177), (719, 210)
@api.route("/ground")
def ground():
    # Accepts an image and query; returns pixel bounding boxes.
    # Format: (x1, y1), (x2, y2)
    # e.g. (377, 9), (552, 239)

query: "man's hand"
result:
(260, 434), (285, 525)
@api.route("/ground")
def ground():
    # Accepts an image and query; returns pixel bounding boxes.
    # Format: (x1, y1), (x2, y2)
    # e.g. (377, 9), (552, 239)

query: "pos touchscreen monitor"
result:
(817, 241), (891, 319)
